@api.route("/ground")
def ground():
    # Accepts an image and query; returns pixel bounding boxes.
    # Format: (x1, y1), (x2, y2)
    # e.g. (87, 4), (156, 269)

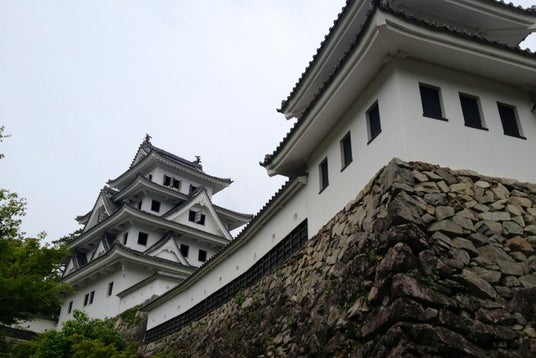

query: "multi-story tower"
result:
(57, 136), (251, 325)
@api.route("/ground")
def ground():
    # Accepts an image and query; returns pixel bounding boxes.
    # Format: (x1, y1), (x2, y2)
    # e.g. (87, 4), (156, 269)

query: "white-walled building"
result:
(57, 136), (251, 326)
(144, 0), (536, 341)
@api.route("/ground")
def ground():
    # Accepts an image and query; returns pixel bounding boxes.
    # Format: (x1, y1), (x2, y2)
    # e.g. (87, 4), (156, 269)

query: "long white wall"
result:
(148, 58), (536, 334)
(398, 59), (536, 182)
(146, 185), (307, 330)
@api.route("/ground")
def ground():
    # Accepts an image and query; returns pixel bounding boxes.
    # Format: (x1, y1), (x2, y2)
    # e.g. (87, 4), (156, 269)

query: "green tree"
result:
(53, 227), (84, 246)
(8, 311), (137, 358)
(0, 126), (70, 325)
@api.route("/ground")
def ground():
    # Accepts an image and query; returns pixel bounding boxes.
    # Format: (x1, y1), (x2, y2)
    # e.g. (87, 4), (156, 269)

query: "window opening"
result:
(198, 249), (207, 262)
(138, 232), (148, 246)
(420, 84), (445, 120)
(68, 301), (73, 314)
(367, 102), (382, 143)
(151, 200), (161, 212)
(340, 132), (353, 170)
(188, 210), (206, 225)
(107, 282), (114, 296)
(180, 244), (189, 258)
(460, 94), (485, 129)
(497, 103), (524, 138)
(319, 158), (329, 193)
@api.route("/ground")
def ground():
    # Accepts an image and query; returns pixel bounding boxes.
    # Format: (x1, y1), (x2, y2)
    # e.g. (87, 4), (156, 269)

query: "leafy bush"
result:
(6, 311), (137, 358)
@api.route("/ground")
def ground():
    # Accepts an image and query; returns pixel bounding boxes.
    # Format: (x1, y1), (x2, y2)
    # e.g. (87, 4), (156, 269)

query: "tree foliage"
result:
(53, 228), (84, 246)
(7, 311), (137, 358)
(0, 126), (70, 325)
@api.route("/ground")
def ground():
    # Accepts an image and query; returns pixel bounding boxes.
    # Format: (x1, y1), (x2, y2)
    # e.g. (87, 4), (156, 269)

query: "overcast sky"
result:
(1, 1), (535, 242)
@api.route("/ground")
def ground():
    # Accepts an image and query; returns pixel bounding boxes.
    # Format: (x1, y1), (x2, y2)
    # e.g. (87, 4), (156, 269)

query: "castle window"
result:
(138, 232), (148, 246)
(122, 232), (128, 245)
(107, 282), (114, 296)
(83, 293), (89, 306)
(340, 132), (353, 170)
(198, 249), (207, 262)
(163, 175), (171, 186)
(151, 200), (161, 212)
(189, 210), (206, 225)
(180, 244), (189, 258)
(460, 94), (486, 130)
(172, 178), (181, 190)
(497, 103), (525, 139)
(89, 291), (95, 304)
(367, 102), (381, 143)
(420, 84), (445, 120)
(319, 158), (329, 193)
(68, 301), (73, 314)
(190, 185), (198, 194)
(148, 174), (152, 181)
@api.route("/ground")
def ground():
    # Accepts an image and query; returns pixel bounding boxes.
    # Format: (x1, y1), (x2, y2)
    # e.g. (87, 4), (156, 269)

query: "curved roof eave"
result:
(263, 3), (536, 175)
(107, 151), (232, 193)
(60, 244), (195, 284)
(69, 204), (230, 251)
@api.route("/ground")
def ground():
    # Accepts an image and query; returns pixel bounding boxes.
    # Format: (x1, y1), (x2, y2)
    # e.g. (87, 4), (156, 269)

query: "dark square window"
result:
(367, 102), (381, 143)
(138, 232), (148, 246)
(420, 84), (445, 120)
(151, 200), (161, 212)
(460, 94), (485, 129)
(319, 158), (329, 192)
(68, 301), (73, 314)
(107, 282), (113, 296)
(198, 249), (207, 262)
(148, 174), (152, 181)
(89, 291), (95, 304)
(340, 132), (353, 170)
(122, 232), (128, 245)
(83, 293), (89, 306)
(497, 103), (524, 138)
(189, 185), (198, 194)
(138, 201), (142, 209)
(163, 175), (171, 186)
(180, 244), (189, 258)
(172, 179), (181, 190)
(188, 210), (206, 225)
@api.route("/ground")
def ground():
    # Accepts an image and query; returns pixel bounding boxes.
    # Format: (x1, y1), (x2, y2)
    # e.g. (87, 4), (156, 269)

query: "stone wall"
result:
(139, 159), (536, 357)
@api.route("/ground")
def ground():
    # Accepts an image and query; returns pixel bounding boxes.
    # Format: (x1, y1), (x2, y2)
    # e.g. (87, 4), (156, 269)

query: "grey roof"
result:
(278, 0), (536, 113)
(264, 0), (536, 167)
(62, 242), (195, 281)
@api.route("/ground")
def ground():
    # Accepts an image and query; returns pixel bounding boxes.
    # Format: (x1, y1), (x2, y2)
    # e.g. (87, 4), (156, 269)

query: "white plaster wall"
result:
(14, 318), (57, 333)
(149, 167), (214, 198)
(58, 263), (149, 326)
(306, 63), (407, 236)
(146, 186), (307, 330)
(397, 59), (536, 182)
(118, 276), (179, 313)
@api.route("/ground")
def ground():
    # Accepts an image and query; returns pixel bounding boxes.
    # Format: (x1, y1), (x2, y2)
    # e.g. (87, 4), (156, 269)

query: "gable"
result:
(144, 236), (189, 265)
(84, 193), (114, 233)
(164, 190), (232, 241)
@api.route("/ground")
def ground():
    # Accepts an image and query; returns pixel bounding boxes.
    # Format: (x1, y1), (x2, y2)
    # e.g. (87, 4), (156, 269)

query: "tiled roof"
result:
(61, 242), (195, 281)
(265, 0), (536, 167)
(130, 135), (203, 171)
(279, 0), (535, 113)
